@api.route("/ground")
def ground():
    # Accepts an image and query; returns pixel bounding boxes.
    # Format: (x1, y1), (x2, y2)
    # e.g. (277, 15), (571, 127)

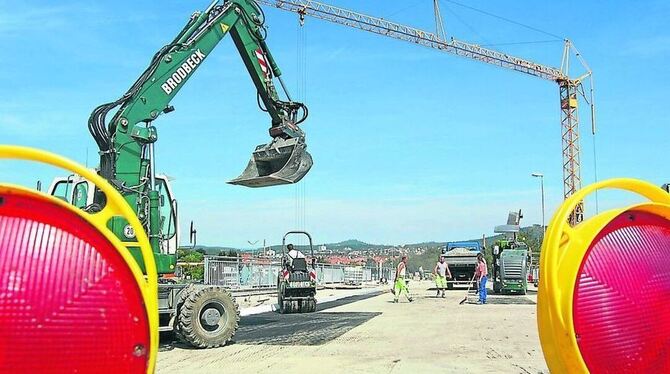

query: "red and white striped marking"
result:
(255, 48), (271, 79)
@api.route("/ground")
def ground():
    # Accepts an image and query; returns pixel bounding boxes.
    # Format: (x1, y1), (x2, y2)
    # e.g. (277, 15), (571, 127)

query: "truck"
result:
(491, 211), (531, 295)
(46, 0), (312, 348)
(441, 241), (483, 289)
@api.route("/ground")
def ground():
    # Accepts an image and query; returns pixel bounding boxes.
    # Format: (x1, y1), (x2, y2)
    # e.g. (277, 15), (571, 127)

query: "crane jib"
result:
(160, 49), (207, 95)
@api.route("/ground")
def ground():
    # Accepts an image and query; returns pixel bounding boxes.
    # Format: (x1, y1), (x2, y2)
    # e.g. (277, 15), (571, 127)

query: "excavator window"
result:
(51, 180), (72, 202)
(73, 182), (88, 209)
(156, 179), (176, 239)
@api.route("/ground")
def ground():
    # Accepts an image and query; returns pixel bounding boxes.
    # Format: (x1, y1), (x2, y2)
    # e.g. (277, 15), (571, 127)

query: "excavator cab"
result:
(229, 137), (312, 187)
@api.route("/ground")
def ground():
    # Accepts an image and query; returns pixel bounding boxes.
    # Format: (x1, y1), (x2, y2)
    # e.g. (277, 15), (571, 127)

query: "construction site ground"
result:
(158, 280), (548, 373)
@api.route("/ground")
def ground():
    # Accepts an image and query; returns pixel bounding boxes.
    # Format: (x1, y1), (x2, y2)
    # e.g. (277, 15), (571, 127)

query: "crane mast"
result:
(259, 0), (595, 224)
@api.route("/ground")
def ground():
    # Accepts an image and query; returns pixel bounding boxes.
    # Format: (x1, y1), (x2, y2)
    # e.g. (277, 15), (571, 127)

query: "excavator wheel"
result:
(176, 285), (239, 348)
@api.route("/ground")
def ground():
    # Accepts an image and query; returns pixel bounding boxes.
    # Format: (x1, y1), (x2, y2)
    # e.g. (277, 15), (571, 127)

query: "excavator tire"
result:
(176, 285), (239, 348)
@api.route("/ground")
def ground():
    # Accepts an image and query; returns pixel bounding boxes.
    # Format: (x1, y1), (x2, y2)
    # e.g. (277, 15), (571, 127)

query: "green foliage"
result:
(176, 248), (204, 281)
(484, 246), (493, 271)
(217, 249), (238, 257)
(188, 266), (204, 281)
(405, 247), (442, 274)
(179, 250), (204, 263)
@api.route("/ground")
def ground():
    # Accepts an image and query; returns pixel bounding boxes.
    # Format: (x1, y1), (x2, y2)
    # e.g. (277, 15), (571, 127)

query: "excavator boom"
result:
(85, 0), (312, 271)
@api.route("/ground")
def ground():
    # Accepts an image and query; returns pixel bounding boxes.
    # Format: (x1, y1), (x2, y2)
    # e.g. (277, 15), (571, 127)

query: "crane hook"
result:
(298, 7), (306, 26)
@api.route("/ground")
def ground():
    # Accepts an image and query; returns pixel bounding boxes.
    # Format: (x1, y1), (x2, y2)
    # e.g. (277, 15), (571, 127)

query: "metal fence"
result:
(203, 256), (395, 290)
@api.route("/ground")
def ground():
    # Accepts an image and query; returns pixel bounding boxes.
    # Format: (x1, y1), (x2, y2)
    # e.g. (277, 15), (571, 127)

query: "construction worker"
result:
(475, 252), (488, 304)
(393, 256), (413, 303)
(284, 243), (305, 269)
(434, 255), (451, 298)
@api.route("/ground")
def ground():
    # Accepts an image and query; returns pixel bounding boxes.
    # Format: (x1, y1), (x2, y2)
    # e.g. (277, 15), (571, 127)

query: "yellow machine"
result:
(538, 178), (670, 373)
(0, 146), (157, 373)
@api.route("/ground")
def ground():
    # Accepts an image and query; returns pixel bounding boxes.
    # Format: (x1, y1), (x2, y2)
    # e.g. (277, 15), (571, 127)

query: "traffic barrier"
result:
(0, 146), (157, 373)
(538, 178), (670, 373)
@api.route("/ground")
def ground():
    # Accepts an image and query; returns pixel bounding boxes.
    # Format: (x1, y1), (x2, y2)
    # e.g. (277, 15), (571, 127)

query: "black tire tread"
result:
(175, 285), (239, 348)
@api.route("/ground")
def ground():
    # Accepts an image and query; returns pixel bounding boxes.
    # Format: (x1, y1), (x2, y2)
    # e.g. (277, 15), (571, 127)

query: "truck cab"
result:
(441, 241), (482, 289)
(47, 173), (179, 255)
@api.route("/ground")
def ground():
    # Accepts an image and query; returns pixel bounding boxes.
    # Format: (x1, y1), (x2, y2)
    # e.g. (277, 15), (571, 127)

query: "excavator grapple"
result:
(229, 137), (312, 187)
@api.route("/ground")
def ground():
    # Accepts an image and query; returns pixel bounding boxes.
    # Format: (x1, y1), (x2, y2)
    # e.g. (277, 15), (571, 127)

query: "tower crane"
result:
(258, 0), (596, 225)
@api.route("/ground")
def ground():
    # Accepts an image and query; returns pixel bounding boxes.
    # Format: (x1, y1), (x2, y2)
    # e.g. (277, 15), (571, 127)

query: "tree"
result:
(180, 251), (204, 263)
(188, 265), (204, 281)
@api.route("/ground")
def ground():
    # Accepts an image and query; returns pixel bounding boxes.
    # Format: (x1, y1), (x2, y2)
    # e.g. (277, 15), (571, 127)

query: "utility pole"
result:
(532, 173), (546, 236)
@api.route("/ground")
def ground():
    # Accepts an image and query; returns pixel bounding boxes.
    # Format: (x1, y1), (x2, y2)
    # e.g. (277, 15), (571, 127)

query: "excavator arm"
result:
(86, 0), (312, 272)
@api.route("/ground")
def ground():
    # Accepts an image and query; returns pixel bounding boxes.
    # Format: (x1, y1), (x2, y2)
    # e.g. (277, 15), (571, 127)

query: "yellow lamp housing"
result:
(0, 146), (158, 373)
(538, 178), (670, 373)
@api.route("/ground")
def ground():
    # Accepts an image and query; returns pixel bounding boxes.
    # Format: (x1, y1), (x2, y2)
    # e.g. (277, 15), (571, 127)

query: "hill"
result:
(405, 225), (544, 273)
(184, 224), (545, 266)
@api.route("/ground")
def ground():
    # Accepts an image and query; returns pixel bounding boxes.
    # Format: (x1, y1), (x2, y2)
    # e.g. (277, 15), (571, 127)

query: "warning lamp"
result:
(537, 178), (670, 373)
(0, 146), (158, 373)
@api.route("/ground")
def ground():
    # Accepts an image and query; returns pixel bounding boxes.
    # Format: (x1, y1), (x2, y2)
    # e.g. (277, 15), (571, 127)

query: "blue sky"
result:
(1, 0), (668, 248)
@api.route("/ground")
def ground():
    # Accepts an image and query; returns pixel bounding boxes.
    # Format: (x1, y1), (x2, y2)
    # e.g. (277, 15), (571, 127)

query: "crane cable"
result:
(441, 0), (563, 41)
(294, 15), (308, 243)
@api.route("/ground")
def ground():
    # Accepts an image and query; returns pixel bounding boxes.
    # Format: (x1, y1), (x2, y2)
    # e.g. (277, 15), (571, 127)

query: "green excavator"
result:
(48, 0), (311, 348)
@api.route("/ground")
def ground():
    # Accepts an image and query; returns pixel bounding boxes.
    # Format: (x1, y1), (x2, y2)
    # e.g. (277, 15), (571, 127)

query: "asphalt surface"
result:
(159, 291), (383, 350)
(157, 282), (548, 373)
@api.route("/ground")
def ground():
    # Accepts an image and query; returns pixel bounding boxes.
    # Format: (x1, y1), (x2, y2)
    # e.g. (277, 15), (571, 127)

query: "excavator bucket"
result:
(228, 137), (312, 187)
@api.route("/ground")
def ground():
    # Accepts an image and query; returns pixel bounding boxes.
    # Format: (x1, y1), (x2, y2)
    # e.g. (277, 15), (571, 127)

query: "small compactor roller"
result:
(277, 231), (317, 313)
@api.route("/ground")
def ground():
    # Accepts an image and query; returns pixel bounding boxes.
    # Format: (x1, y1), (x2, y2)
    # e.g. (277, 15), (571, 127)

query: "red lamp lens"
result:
(573, 210), (670, 372)
(0, 192), (149, 373)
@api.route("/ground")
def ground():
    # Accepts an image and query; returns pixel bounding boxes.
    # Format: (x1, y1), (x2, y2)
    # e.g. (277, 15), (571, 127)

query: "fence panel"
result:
(204, 256), (395, 290)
